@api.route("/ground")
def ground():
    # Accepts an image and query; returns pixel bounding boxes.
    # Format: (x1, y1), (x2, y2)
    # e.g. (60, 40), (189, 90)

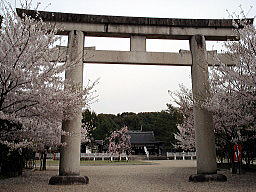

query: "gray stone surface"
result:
(190, 35), (217, 174)
(16, 8), (252, 40)
(58, 30), (84, 176)
(130, 36), (146, 51)
(16, 8), (252, 28)
(51, 46), (237, 66)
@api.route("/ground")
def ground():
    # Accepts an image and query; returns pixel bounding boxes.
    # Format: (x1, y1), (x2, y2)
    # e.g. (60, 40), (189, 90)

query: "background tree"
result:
(137, 110), (181, 150)
(93, 114), (119, 140)
(108, 126), (131, 159)
(81, 109), (97, 152)
(82, 109), (98, 134)
(82, 105), (182, 151)
(117, 112), (141, 129)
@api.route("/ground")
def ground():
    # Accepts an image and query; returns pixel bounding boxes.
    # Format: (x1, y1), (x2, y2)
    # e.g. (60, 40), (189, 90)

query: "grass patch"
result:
(35, 160), (153, 167)
(80, 160), (152, 166)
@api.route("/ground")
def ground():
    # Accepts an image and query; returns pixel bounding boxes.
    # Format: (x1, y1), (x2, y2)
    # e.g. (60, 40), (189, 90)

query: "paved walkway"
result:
(0, 160), (256, 192)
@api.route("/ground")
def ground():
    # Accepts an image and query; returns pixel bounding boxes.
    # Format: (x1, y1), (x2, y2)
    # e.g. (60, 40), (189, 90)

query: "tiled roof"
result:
(128, 131), (158, 144)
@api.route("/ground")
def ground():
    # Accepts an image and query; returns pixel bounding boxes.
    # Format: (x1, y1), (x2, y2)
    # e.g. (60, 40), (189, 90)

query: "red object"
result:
(233, 144), (242, 162)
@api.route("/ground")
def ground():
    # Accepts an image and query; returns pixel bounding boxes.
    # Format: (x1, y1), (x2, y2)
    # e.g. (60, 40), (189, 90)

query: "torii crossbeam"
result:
(51, 46), (237, 66)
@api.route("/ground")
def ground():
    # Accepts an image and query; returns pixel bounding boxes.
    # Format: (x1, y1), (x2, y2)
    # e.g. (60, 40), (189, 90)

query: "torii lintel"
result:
(16, 8), (253, 41)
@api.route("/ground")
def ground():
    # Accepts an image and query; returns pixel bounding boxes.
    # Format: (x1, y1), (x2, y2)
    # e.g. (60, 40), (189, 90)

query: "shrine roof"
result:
(128, 131), (161, 144)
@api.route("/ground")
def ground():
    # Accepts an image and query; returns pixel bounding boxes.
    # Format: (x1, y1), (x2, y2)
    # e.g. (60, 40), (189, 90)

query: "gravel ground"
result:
(0, 160), (256, 192)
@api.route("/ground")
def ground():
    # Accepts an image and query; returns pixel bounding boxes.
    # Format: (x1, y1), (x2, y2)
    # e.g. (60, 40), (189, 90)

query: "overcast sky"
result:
(9, 0), (256, 114)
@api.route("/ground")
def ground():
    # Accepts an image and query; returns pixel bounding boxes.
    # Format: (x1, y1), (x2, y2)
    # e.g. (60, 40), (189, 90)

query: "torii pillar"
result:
(49, 30), (89, 185)
(189, 35), (226, 182)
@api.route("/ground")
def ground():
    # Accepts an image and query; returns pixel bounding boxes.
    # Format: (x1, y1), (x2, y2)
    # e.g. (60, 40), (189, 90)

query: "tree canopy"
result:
(82, 104), (182, 150)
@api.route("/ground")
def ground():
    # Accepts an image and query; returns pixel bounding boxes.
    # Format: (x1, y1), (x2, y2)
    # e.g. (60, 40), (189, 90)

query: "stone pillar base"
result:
(49, 175), (89, 185)
(189, 174), (227, 182)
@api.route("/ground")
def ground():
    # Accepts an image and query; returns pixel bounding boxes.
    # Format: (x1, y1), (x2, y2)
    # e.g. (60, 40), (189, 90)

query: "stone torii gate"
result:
(16, 9), (253, 184)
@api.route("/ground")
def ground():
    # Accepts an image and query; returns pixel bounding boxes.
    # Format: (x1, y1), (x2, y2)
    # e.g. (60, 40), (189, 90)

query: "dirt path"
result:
(0, 160), (256, 192)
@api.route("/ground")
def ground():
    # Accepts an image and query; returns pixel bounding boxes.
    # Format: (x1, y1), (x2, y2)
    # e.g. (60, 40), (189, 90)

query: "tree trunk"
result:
(39, 152), (47, 171)
(42, 152), (47, 171)
(39, 153), (42, 171)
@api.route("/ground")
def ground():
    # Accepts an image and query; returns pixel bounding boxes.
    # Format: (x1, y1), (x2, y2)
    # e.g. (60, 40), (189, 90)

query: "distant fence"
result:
(166, 152), (196, 160)
(36, 153), (128, 161)
(80, 153), (128, 161)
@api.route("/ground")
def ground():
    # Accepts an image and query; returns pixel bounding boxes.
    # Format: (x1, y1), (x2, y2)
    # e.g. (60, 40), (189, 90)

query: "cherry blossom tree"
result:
(108, 126), (131, 159)
(0, 2), (94, 151)
(206, 23), (256, 163)
(172, 22), (256, 163)
(170, 85), (195, 151)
